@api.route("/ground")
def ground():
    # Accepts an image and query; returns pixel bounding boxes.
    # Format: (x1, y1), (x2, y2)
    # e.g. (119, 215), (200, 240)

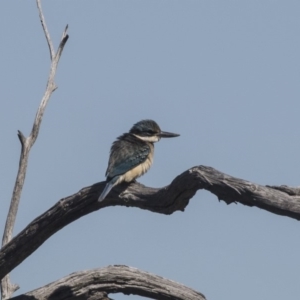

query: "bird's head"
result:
(129, 119), (179, 143)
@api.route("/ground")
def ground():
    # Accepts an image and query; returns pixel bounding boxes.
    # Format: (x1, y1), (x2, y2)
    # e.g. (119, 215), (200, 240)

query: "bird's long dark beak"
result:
(159, 131), (180, 138)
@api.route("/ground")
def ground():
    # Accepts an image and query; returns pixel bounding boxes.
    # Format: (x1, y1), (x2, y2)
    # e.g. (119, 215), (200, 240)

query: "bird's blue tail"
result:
(98, 182), (114, 202)
(98, 176), (120, 202)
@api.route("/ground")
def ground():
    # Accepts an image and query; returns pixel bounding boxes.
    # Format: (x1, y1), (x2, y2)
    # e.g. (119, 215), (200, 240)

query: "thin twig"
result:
(55, 26), (69, 63)
(17, 130), (26, 147)
(36, 0), (55, 60)
(0, 1), (68, 298)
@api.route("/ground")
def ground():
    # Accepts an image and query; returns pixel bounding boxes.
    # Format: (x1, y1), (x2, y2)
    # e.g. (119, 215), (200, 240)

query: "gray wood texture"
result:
(1, 165), (299, 283)
(11, 265), (206, 300)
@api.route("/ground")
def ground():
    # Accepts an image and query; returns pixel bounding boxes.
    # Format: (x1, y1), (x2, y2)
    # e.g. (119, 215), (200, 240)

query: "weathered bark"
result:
(0, 1), (69, 298)
(0, 165), (299, 282)
(10, 265), (205, 300)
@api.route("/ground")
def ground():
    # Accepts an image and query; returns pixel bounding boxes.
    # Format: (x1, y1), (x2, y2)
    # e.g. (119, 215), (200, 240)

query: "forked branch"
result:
(0, 0), (69, 298)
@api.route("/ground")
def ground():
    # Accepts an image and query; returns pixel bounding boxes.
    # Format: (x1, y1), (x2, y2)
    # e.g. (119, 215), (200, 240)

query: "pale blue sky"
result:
(1, 1), (300, 299)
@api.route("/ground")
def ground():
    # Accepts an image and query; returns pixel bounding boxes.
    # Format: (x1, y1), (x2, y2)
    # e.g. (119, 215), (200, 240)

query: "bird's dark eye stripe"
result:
(141, 132), (153, 137)
(136, 130), (157, 136)
(143, 130), (158, 136)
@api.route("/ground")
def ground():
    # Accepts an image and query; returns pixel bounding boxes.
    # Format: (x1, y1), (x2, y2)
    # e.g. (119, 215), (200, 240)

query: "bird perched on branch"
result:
(98, 119), (179, 202)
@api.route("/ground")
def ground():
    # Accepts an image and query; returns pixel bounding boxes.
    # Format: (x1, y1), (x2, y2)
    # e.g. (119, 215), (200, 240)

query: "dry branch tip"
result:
(63, 24), (69, 36)
(17, 130), (26, 146)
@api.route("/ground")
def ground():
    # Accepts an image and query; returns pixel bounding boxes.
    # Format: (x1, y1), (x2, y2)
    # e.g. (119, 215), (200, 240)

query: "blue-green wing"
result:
(106, 138), (150, 179)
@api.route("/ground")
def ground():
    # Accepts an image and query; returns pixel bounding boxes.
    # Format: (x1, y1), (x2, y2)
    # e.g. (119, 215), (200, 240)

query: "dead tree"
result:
(1, 1), (300, 299)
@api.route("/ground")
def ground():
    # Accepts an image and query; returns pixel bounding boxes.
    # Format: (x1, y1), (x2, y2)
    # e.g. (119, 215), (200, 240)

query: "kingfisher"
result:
(98, 119), (179, 202)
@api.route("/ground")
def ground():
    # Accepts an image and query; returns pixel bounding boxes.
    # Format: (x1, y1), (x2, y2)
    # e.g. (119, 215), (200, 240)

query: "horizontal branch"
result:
(1, 165), (300, 280)
(11, 265), (205, 300)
